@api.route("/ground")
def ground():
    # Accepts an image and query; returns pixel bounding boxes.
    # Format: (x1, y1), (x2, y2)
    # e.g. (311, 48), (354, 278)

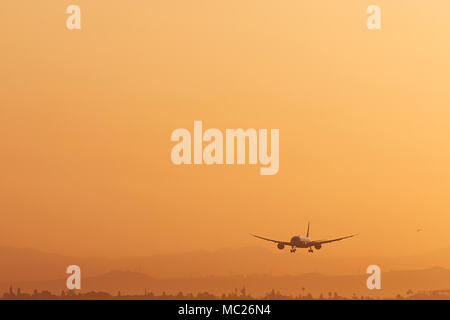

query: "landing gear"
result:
(290, 246), (297, 253)
(308, 248), (314, 253)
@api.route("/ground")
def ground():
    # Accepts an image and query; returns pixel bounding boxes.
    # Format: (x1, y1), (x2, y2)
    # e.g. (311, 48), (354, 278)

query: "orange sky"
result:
(1, 0), (450, 259)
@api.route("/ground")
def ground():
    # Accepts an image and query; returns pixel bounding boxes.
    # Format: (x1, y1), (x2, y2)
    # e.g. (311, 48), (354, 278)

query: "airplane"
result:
(251, 222), (357, 253)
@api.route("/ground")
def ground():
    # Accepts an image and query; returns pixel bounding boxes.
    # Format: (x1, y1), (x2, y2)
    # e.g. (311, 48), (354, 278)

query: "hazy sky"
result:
(1, 1), (450, 258)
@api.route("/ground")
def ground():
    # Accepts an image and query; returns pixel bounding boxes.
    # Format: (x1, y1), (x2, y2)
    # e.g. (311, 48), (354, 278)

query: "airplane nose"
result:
(290, 236), (300, 244)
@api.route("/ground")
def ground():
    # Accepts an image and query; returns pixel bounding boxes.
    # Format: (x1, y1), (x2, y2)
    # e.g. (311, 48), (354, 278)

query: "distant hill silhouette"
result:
(2, 267), (450, 298)
(0, 246), (114, 282)
(2, 245), (450, 282)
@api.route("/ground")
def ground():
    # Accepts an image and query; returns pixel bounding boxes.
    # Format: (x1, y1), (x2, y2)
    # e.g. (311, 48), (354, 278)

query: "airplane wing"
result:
(310, 234), (358, 246)
(251, 234), (291, 245)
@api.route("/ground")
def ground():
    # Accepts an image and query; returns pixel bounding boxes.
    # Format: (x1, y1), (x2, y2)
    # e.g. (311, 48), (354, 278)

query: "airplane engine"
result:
(277, 243), (285, 250)
(314, 244), (322, 250)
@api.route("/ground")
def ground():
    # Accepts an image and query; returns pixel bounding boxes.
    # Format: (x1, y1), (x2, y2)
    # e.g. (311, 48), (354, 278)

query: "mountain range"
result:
(2, 245), (450, 282)
(3, 246), (450, 297)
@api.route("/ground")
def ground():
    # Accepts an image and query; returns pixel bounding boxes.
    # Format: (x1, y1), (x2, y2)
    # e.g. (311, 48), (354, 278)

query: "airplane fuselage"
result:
(290, 235), (311, 248)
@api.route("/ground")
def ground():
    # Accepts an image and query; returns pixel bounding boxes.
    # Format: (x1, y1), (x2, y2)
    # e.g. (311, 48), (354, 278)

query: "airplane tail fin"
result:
(306, 222), (310, 237)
